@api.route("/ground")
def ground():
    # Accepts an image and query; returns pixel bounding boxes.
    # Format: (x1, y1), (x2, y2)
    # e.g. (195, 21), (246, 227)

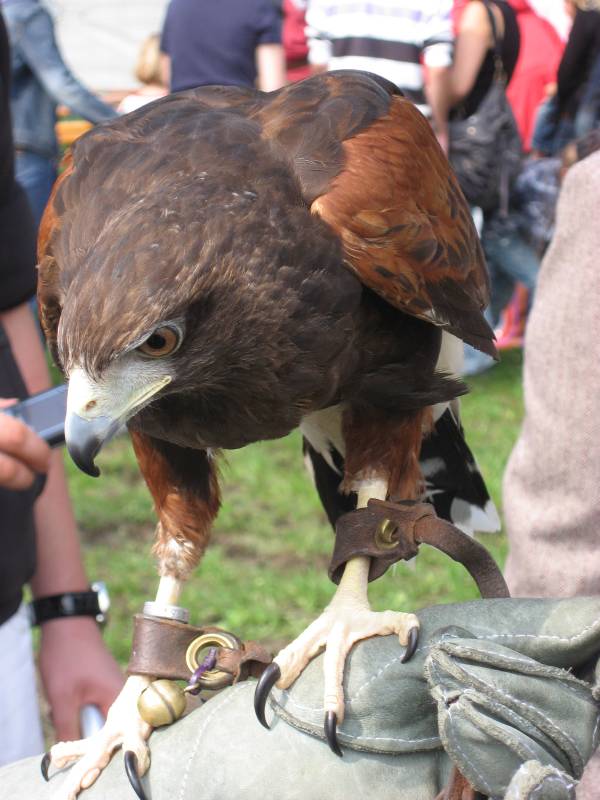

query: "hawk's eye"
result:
(138, 326), (180, 357)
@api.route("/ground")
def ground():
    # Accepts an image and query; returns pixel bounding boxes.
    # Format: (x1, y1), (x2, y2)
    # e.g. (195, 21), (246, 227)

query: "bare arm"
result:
(0, 302), (123, 738)
(425, 65), (452, 154)
(160, 53), (171, 91)
(256, 43), (287, 92)
(450, 1), (500, 105)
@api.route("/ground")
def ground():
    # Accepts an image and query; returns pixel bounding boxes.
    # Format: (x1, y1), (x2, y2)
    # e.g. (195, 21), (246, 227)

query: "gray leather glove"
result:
(2, 597), (599, 800)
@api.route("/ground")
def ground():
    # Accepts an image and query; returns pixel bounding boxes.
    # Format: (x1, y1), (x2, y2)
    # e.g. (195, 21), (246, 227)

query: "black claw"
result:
(254, 662), (281, 729)
(324, 711), (343, 758)
(124, 751), (148, 800)
(40, 752), (51, 782)
(401, 626), (419, 663)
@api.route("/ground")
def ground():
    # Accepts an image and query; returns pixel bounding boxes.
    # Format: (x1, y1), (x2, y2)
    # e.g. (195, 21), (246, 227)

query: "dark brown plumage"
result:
(38, 70), (494, 576)
(36, 70), (501, 796)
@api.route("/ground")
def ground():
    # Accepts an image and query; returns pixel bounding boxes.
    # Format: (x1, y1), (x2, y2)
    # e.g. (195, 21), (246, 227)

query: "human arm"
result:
(422, 2), (455, 153)
(18, 6), (117, 123)
(425, 66), (452, 153)
(556, 9), (594, 116)
(256, 43), (287, 91)
(159, 53), (171, 91)
(254, 1), (286, 91)
(0, 302), (123, 739)
(450, 0), (494, 105)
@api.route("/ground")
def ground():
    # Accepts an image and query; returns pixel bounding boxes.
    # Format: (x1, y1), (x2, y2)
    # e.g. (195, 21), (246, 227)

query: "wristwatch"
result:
(28, 581), (110, 627)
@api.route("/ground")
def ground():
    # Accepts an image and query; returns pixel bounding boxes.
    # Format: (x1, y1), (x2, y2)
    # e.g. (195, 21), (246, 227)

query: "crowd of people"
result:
(0, 0), (599, 784)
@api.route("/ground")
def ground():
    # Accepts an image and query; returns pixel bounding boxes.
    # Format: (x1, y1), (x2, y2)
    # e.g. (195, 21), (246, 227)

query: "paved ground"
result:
(49, 0), (169, 90)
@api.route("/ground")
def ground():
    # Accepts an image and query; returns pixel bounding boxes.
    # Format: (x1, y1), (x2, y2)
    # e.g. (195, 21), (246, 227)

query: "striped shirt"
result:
(304, 0), (454, 116)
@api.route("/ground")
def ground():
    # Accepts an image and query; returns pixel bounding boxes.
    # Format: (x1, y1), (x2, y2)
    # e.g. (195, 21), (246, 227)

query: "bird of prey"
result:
(38, 71), (498, 798)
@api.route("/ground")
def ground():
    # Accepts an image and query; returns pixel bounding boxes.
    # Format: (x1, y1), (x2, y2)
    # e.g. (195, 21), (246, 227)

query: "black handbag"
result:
(449, 1), (522, 214)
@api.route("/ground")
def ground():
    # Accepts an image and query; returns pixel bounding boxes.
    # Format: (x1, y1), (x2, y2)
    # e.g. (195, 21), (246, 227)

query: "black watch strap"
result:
(29, 590), (102, 626)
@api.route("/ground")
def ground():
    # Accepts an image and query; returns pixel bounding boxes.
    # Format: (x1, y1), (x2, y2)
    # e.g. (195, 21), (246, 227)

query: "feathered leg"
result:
(44, 433), (220, 800)
(256, 407), (425, 754)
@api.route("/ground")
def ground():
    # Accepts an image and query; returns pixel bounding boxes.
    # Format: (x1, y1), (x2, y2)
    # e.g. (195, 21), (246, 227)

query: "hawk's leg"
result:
(256, 406), (429, 753)
(255, 480), (419, 755)
(42, 434), (218, 800)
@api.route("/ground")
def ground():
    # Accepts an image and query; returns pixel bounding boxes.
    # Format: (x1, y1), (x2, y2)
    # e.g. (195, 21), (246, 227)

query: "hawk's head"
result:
(43, 128), (358, 474)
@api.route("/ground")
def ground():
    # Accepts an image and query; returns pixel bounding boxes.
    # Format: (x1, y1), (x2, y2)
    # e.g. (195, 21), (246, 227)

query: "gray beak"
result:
(65, 412), (121, 477)
(64, 365), (172, 478)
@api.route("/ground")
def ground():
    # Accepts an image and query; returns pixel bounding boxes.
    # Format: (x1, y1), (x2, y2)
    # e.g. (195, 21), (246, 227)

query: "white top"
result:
(305, 0), (454, 116)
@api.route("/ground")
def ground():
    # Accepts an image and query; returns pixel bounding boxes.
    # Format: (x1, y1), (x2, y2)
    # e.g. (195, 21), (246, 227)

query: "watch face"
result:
(91, 580), (110, 623)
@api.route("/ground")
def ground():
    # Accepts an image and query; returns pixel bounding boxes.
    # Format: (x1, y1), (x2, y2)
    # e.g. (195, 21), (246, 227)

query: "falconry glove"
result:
(1, 597), (598, 800)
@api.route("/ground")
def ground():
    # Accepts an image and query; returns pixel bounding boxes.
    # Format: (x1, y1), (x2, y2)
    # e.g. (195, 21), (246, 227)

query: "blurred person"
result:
(502, 146), (600, 800)
(283, 0), (311, 83)
(450, 1), (539, 373)
(0, 401), (49, 490)
(574, 48), (600, 137)
(2, 0), (117, 229)
(451, 0), (519, 121)
(0, 13), (123, 765)
(527, 0), (572, 38)
(160, 0), (286, 93)
(305, 0), (455, 151)
(531, 0), (600, 155)
(505, 0), (565, 151)
(117, 34), (168, 115)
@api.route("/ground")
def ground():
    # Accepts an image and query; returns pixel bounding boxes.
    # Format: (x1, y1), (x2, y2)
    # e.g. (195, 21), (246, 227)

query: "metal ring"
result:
(374, 519), (399, 551)
(185, 631), (241, 690)
(143, 601), (190, 624)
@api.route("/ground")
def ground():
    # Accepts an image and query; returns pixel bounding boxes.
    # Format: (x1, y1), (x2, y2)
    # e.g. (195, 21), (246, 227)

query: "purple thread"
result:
(185, 647), (218, 696)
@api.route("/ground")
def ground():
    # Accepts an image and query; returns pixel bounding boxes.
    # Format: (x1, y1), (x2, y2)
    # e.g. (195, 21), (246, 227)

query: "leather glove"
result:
(1, 597), (599, 799)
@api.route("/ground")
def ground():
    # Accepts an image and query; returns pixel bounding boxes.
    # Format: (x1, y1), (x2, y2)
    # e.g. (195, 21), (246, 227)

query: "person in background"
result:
(451, 0), (519, 120)
(117, 34), (168, 116)
(160, 0), (286, 93)
(449, 1), (539, 372)
(531, 0), (600, 155)
(574, 48), (600, 137)
(304, 0), (455, 152)
(2, 0), (117, 230)
(282, 0), (311, 83)
(502, 146), (600, 800)
(0, 13), (123, 765)
(505, 0), (565, 152)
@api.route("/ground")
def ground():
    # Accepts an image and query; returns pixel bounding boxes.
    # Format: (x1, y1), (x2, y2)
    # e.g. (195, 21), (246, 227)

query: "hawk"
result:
(38, 71), (497, 797)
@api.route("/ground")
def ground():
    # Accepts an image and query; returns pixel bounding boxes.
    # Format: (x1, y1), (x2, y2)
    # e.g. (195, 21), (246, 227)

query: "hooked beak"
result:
(65, 365), (171, 477)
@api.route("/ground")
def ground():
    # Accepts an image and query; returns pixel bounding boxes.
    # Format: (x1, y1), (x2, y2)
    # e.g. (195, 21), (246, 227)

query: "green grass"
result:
(65, 349), (524, 664)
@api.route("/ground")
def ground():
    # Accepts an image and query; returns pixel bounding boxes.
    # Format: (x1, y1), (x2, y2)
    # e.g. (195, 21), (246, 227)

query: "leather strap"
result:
(329, 500), (509, 600)
(29, 589), (102, 626)
(127, 614), (272, 685)
(434, 767), (485, 800)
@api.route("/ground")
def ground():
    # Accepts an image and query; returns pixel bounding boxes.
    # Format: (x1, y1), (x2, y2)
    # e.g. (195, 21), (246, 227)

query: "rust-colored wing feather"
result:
(309, 96), (495, 356)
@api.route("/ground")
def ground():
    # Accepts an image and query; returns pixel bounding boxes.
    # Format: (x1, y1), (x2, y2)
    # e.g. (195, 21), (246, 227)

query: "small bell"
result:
(137, 679), (187, 727)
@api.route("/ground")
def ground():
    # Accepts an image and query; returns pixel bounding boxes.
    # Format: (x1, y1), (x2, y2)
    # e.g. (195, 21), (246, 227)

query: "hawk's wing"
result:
(256, 71), (495, 357)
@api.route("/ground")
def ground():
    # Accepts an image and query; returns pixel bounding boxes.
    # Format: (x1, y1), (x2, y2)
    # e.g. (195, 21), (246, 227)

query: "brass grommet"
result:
(185, 631), (241, 690)
(374, 518), (399, 550)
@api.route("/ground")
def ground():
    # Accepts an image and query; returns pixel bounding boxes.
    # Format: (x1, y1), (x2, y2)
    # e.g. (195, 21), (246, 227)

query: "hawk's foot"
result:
(41, 675), (152, 800)
(254, 600), (419, 756)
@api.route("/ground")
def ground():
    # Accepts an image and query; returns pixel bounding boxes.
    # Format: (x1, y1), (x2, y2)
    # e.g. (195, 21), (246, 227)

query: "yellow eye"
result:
(138, 326), (180, 357)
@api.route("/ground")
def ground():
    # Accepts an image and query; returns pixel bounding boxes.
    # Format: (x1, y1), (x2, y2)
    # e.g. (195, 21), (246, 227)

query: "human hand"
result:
(39, 616), (124, 740)
(0, 399), (51, 489)
(437, 129), (449, 155)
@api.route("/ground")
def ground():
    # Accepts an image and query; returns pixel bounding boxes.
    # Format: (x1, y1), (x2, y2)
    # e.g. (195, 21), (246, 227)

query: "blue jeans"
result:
(482, 215), (540, 324)
(531, 97), (574, 156)
(15, 151), (57, 231)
